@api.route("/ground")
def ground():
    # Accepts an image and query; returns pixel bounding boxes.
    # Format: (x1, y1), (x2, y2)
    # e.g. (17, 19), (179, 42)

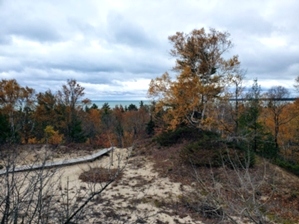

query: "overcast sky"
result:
(0, 0), (298, 100)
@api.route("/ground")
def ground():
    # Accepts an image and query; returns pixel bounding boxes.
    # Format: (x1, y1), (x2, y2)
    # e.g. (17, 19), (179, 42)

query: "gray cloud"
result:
(0, 0), (298, 100)
(107, 12), (155, 48)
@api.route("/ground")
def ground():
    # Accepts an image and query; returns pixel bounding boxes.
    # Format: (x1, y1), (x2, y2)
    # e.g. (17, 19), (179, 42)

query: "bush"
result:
(257, 133), (278, 159)
(146, 118), (155, 136)
(155, 126), (219, 147)
(79, 167), (122, 183)
(180, 140), (222, 167)
(221, 147), (255, 169)
(275, 158), (299, 176)
(179, 136), (255, 168)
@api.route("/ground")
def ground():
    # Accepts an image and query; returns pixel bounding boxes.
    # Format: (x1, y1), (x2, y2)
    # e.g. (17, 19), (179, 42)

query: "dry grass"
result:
(3, 141), (299, 223)
(133, 138), (299, 223)
(78, 167), (123, 183)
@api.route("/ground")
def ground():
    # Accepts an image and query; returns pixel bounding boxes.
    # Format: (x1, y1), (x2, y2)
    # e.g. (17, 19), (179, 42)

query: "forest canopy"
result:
(0, 79), (150, 147)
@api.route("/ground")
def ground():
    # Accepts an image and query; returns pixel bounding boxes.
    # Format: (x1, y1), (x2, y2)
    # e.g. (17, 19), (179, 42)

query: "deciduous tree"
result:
(226, 71), (245, 135)
(264, 86), (292, 151)
(34, 90), (58, 141)
(0, 79), (35, 143)
(56, 79), (87, 143)
(148, 28), (240, 129)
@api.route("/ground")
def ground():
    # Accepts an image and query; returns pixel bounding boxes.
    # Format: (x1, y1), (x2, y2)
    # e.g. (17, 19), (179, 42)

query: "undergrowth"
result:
(79, 167), (122, 183)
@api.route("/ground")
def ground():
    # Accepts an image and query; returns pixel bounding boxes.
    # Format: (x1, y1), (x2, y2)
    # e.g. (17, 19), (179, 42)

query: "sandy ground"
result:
(3, 146), (293, 223)
(50, 147), (203, 223)
(0, 146), (204, 223)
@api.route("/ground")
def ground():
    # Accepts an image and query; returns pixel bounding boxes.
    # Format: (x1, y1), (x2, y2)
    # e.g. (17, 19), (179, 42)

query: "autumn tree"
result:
(274, 101), (299, 160)
(134, 103), (151, 138)
(34, 90), (58, 141)
(148, 28), (240, 129)
(215, 71), (246, 137)
(226, 71), (245, 135)
(123, 105), (150, 144)
(19, 104), (35, 143)
(81, 106), (102, 145)
(264, 86), (292, 152)
(44, 125), (63, 145)
(57, 79), (85, 110)
(0, 79), (35, 143)
(56, 79), (87, 143)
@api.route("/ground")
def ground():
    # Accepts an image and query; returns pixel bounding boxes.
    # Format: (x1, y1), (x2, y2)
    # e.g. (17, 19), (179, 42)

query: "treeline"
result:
(1, 77), (299, 168)
(150, 79), (299, 166)
(0, 79), (151, 148)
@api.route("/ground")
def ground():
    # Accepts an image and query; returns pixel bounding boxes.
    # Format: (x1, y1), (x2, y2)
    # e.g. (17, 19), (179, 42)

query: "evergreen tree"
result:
(239, 79), (277, 158)
(128, 104), (138, 111)
(0, 113), (11, 144)
(69, 116), (87, 143)
(146, 116), (155, 136)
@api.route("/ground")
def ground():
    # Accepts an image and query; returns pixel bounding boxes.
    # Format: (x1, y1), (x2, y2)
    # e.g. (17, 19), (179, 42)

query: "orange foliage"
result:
(93, 133), (111, 148)
(27, 137), (38, 144)
(148, 28), (240, 130)
(44, 125), (64, 145)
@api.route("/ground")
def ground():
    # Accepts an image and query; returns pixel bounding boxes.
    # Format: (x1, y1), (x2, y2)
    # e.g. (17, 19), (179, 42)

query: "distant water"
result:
(90, 100), (151, 109)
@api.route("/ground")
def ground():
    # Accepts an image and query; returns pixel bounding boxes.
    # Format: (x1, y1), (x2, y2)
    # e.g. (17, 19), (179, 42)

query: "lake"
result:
(90, 100), (151, 109)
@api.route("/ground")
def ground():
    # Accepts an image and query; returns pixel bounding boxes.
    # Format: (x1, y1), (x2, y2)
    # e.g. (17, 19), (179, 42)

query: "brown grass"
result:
(133, 138), (299, 223)
(79, 167), (122, 183)
(3, 141), (299, 222)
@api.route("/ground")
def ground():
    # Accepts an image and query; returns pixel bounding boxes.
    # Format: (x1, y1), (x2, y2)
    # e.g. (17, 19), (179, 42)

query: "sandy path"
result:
(0, 147), (203, 223)
(54, 148), (203, 223)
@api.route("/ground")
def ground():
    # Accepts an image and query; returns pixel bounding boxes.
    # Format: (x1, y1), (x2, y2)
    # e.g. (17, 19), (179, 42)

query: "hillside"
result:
(1, 140), (299, 223)
(133, 138), (299, 223)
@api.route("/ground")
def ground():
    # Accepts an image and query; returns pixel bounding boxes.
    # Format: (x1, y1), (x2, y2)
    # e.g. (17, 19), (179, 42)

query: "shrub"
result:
(179, 136), (255, 168)
(79, 167), (122, 183)
(146, 118), (155, 136)
(256, 133), (278, 159)
(155, 126), (219, 147)
(44, 125), (64, 145)
(180, 141), (223, 167)
(275, 158), (299, 176)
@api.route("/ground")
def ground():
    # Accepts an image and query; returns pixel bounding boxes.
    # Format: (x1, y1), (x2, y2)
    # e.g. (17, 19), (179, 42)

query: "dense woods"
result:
(0, 78), (150, 148)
